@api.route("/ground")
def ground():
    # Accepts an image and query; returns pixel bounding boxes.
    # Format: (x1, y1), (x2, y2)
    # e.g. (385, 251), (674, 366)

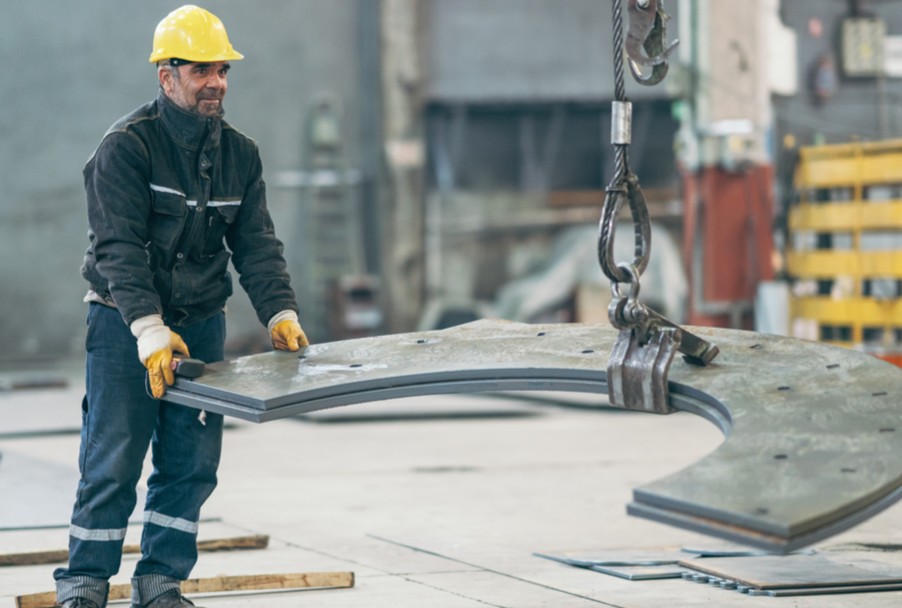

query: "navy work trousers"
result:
(54, 303), (225, 606)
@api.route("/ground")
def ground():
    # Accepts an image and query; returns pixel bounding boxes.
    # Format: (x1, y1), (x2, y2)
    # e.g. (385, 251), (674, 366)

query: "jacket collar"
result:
(157, 89), (222, 151)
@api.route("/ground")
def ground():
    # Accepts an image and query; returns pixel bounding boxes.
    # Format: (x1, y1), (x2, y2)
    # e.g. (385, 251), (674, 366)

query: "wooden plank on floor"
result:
(0, 535), (269, 567)
(15, 571), (354, 608)
(195, 535), (270, 553)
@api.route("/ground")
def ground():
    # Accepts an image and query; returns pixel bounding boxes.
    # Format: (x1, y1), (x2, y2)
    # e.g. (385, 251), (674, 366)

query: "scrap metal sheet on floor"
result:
(590, 563), (686, 580)
(535, 549), (691, 568)
(678, 554), (902, 590)
(164, 319), (902, 554)
(678, 553), (902, 597)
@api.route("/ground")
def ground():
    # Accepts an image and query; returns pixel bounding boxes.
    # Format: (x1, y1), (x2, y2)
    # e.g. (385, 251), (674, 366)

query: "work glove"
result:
(268, 310), (309, 351)
(131, 314), (190, 399)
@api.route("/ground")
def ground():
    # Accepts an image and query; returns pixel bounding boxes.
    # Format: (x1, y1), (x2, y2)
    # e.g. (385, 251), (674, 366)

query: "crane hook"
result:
(625, 0), (679, 86)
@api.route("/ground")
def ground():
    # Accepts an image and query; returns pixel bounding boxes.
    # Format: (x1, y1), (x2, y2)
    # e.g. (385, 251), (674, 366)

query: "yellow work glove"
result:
(268, 310), (309, 351)
(131, 314), (190, 399)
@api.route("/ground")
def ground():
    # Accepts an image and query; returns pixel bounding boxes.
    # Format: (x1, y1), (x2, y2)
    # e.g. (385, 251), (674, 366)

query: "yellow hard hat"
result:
(148, 5), (244, 64)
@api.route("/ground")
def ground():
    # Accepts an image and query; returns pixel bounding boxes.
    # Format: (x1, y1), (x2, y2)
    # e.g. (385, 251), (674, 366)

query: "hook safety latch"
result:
(625, 0), (679, 86)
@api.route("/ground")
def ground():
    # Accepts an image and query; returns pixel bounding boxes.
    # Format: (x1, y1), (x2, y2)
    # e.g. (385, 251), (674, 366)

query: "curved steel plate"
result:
(165, 319), (902, 553)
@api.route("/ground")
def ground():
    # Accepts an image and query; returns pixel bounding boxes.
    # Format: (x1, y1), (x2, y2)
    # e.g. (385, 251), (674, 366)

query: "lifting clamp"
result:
(600, 0), (717, 414)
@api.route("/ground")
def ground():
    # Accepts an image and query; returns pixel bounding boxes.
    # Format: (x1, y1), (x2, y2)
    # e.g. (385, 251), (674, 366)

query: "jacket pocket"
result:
(148, 189), (188, 251)
(169, 249), (233, 307)
(203, 202), (240, 255)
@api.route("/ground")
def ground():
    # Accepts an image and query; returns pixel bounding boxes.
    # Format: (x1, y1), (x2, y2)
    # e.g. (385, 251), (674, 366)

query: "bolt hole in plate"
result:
(165, 319), (902, 554)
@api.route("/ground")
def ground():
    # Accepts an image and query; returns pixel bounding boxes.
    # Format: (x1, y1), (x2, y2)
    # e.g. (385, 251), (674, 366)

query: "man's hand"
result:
(271, 319), (309, 351)
(268, 310), (309, 351)
(131, 314), (190, 398)
(143, 331), (190, 398)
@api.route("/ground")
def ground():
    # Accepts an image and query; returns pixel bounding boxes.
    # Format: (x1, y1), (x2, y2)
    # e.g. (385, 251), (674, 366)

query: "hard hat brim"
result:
(149, 49), (244, 64)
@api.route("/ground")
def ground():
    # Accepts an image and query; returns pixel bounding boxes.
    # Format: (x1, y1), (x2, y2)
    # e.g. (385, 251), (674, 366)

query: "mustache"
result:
(197, 90), (224, 101)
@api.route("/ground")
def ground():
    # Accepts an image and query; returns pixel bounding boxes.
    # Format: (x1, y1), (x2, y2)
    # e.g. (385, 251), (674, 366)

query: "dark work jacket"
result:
(81, 91), (298, 328)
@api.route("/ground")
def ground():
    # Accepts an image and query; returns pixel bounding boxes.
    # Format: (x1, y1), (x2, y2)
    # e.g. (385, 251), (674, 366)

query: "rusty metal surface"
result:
(165, 319), (902, 553)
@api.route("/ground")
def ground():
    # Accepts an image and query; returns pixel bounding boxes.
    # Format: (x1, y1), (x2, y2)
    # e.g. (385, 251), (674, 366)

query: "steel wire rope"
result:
(597, 0), (652, 295)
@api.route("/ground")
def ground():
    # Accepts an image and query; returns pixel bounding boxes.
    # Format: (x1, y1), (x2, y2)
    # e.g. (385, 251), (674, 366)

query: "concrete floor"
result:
(3, 371), (902, 607)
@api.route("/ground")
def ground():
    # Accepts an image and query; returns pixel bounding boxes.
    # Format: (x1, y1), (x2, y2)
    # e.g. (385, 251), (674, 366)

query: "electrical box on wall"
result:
(841, 17), (886, 77)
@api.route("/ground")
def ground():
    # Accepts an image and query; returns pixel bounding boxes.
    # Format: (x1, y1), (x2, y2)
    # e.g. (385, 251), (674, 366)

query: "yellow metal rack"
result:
(788, 139), (902, 364)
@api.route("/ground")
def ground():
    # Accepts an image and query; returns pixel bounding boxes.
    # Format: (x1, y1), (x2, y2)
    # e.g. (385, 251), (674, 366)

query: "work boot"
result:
(133, 589), (203, 608)
(61, 600), (101, 608)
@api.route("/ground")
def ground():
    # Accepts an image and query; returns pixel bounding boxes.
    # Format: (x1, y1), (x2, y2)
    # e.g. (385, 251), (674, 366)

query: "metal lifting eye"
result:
(625, 0), (679, 86)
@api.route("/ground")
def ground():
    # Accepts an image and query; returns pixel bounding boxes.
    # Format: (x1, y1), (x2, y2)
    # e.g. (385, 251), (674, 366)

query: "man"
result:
(54, 6), (308, 607)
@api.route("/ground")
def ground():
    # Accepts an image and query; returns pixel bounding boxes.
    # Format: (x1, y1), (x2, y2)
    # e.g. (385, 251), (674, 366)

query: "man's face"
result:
(159, 61), (230, 117)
